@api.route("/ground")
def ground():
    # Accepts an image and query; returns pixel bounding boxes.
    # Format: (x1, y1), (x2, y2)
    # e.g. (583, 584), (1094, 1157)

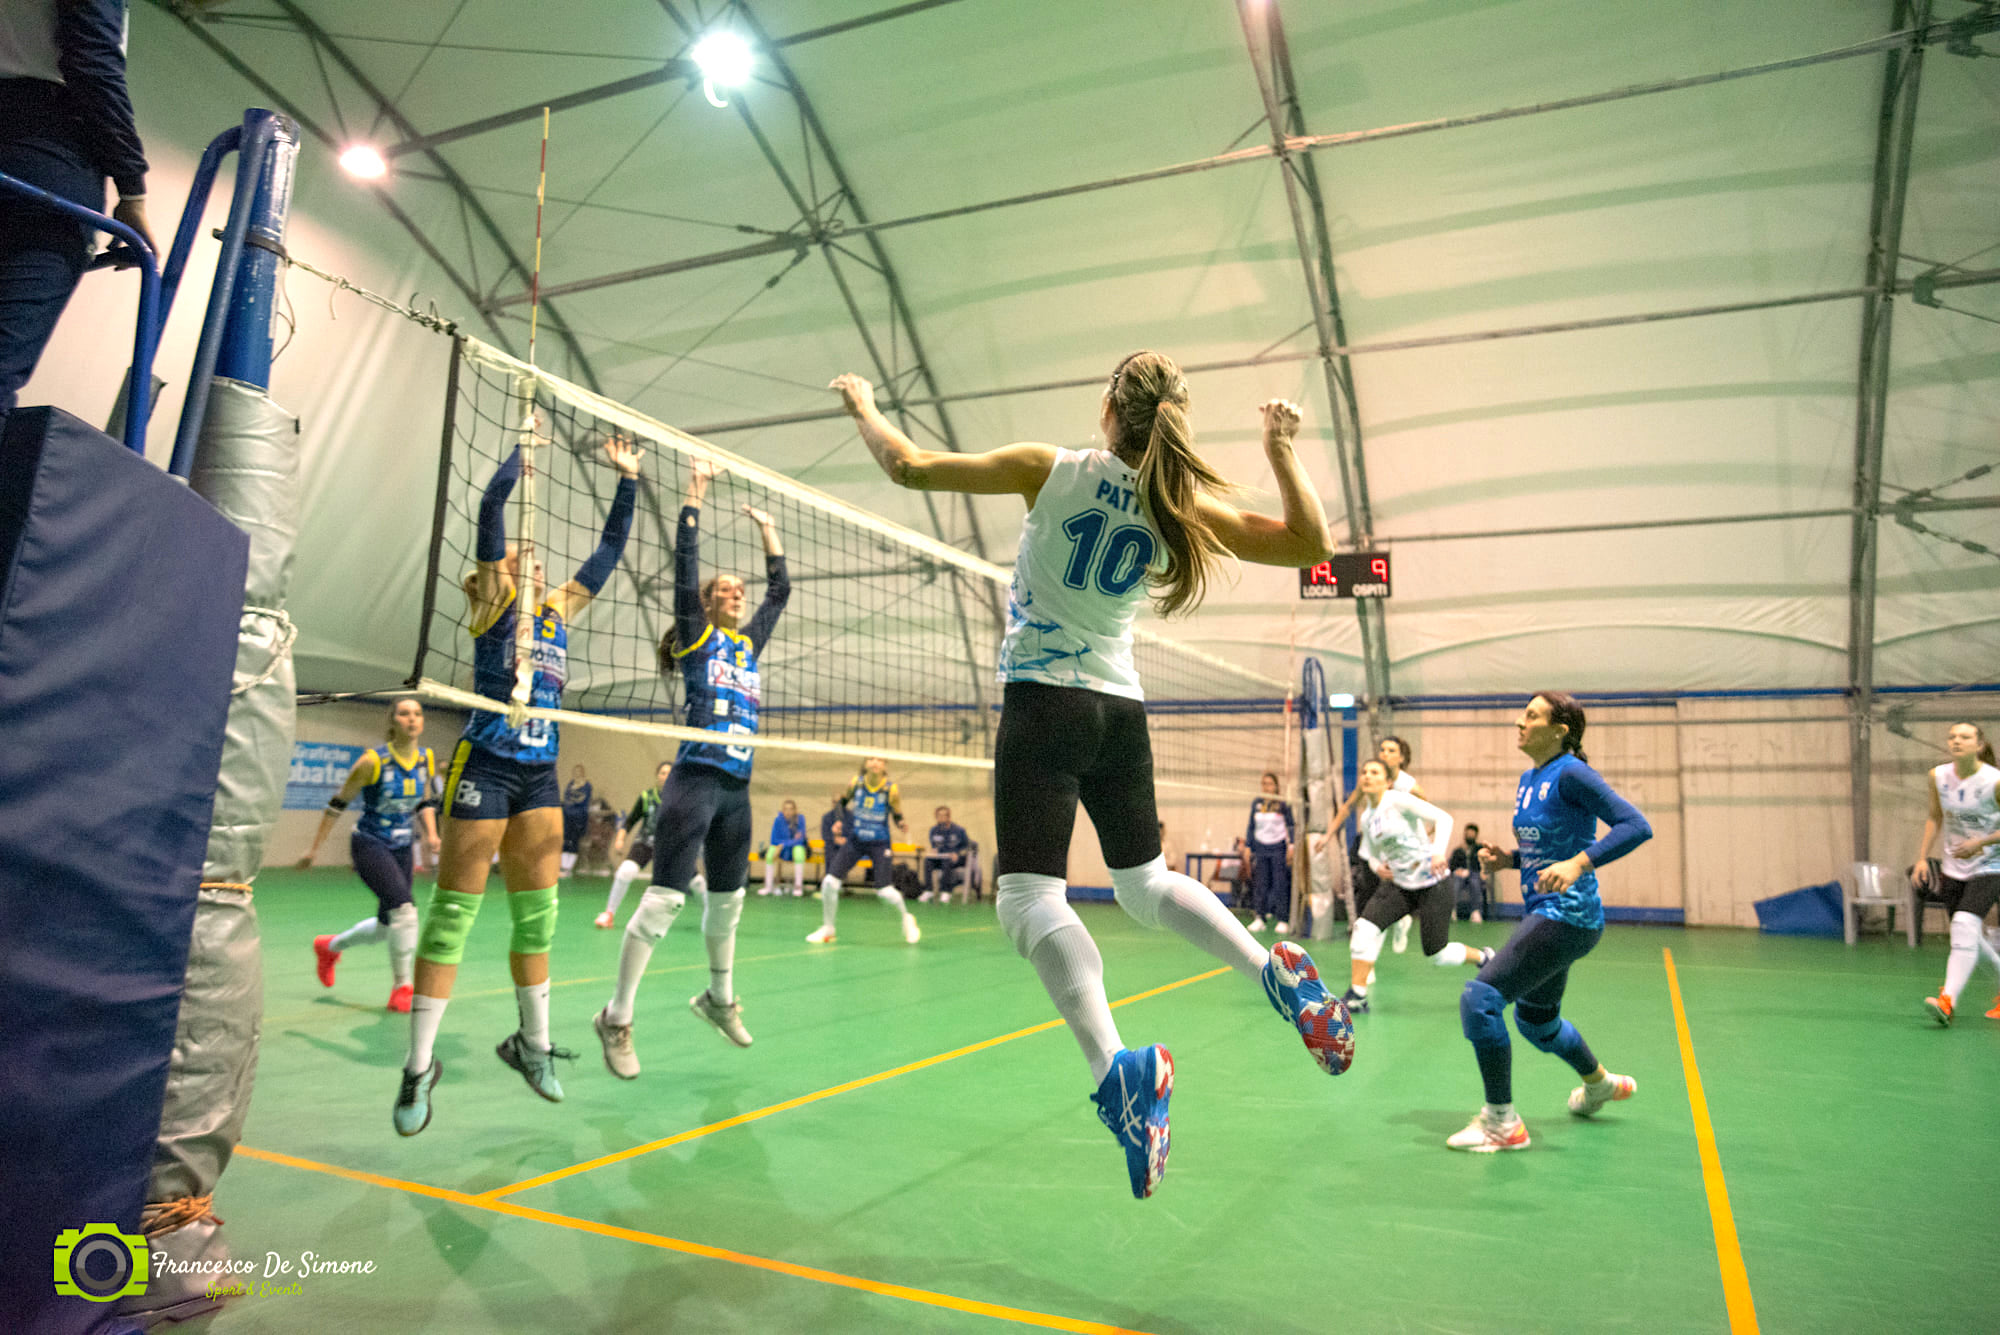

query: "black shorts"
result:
(444, 741), (560, 821)
(827, 837), (896, 888)
(349, 831), (414, 922)
(651, 761), (752, 893)
(1941, 872), (2000, 921)
(1361, 878), (1455, 955)
(994, 681), (1160, 879)
(626, 839), (655, 871)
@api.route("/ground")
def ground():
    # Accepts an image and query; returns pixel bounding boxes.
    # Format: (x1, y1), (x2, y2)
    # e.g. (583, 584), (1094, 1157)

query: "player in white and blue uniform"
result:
(394, 436), (643, 1137)
(301, 697), (438, 1012)
(1449, 693), (1652, 1153)
(1915, 722), (2000, 1025)
(593, 459), (788, 1078)
(808, 757), (915, 944)
(833, 351), (1351, 1200)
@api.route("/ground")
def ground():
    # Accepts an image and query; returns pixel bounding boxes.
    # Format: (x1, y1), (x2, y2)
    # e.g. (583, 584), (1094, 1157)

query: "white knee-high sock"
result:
(1945, 911), (1982, 1002)
(820, 874), (841, 930)
(997, 872), (1123, 1084)
(387, 904), (418, 988)
(792, 860), (806, 893)
(560, 851), (578, 876)
(606, 860), (642, 918)
(877, 885), (909, 920)
(332, 916), (386, 953)
(406, 995), (447, 1074)
(1113, 856), (1267, 980)
(608, 887), (685, 1025)
(516, 981), (552, 1052)
(1430, 941), (1469, 967)
(1980, 926), (2000, 980)
(701, 886), (746, 1004)
(761, 859), (777, 893)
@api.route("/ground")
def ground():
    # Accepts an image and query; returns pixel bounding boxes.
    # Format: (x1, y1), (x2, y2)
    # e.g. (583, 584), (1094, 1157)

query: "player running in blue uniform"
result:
(807, 757), (915, 944)
(593, 459), (788, 1078)
(1450, 692), (1652, 1152)
(833, 353), (1352, 1200)
(393, 435), (642, 1136)
(301, 697), (438, 1012)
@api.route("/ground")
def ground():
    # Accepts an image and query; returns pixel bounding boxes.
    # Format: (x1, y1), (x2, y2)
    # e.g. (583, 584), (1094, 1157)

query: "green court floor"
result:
(192, 872), (1999, 1333)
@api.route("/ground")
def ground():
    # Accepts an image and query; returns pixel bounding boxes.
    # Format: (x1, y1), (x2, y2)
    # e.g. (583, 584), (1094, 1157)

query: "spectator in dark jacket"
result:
(921, 806), (971, 902)
(1, 0), (155, 417)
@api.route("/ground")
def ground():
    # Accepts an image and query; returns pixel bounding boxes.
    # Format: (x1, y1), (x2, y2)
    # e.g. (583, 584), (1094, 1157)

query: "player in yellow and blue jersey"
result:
(593, 458), (789, 1079)
(393, 435), (642, 1136)
(806, 756), (916, 946)
(1451, 692), (1652, 1153)
(300, 698), (438, 1012)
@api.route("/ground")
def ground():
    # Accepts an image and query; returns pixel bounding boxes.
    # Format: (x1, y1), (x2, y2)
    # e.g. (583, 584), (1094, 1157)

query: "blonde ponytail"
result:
(1108, 351), (1231, 618)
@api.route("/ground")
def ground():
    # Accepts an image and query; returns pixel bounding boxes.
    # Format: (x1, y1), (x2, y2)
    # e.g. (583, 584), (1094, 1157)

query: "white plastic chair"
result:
(1841, 861), (1917, 947)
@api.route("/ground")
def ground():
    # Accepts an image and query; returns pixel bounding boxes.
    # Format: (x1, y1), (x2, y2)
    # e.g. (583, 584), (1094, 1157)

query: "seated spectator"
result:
(1448, 822), (1486, 922)
(921, 805), (971, 902)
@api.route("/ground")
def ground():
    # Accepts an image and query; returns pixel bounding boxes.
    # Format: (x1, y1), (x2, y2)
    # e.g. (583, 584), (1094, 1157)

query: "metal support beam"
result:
(1847, 1), (1932, 864)
(481, 11), (1999, 311)
(679, 264), (2000, 437)
(1236, 0), (1390, 707)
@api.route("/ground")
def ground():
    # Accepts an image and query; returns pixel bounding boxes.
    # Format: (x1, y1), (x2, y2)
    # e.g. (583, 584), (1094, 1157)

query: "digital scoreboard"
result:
(1298, 552), (1391, 600)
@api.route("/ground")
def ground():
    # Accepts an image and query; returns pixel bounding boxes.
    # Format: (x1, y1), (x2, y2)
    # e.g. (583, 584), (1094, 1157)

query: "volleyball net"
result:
(409, 335), (1288, 798)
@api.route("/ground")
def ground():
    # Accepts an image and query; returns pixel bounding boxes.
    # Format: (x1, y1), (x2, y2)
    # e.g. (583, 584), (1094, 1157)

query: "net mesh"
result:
(414, 335), (1286, 793)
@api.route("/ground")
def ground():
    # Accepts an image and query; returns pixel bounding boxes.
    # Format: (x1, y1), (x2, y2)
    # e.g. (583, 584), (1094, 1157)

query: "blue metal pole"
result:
(156, 126), (242, 332)
(0, 170), (159, 455)
(170, 109), (296, 479)
(212, 112), (298, 390)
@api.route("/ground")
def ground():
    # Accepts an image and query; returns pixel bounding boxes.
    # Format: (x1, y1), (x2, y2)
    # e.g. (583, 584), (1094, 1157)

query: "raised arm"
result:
(669, 459), (717, 657)
(832, 373), (1056, 499)
(466, 448), (522, 633)
(741, 504), (792, 653)
(1191, 400), (1333, 567)
(555, 436), (643, 618)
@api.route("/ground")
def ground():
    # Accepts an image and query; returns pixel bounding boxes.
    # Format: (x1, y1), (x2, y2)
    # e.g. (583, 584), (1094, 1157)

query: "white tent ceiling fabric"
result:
(81, 0), (1998, 698)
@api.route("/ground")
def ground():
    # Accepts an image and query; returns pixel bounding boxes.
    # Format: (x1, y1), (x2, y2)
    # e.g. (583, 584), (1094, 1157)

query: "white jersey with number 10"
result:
(998, 447), (1161, 701)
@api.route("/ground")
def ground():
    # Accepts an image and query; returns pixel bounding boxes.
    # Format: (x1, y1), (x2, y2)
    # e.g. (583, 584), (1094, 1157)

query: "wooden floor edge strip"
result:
(1662, 948), (1761, 1335)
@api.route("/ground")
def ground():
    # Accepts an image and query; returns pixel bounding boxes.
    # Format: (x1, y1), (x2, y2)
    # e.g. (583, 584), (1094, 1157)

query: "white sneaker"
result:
(690, 990), (753, 1048)
(593, 910), (614, 929)
(593, 1007), (639, 1080)
(1391, 919), (1410, 954)
(1568, 1073), (1636, 1117)
(757, 886), (773, 896)
(1446, 1111), (1529, 1152)
(916, 891), (933, 904)
(1275, 921), (1290, 936)
(1247, 917), (1266, 933)
(902, 914), (922, 945)
(806, 926), (836, 944)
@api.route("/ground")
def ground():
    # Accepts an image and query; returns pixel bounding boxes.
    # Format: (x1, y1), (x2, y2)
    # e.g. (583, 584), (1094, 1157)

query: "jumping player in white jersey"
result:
(832, 350), (1354, 1200)
(1915, 722), (2000, 1026)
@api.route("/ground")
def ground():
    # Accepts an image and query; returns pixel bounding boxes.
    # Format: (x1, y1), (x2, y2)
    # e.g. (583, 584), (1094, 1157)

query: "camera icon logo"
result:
(52, 1224), (150, 1303)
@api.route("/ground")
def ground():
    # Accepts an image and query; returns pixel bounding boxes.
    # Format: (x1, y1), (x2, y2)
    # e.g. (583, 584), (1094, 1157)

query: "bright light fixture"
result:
(691, 30), (754, 106)
(1326, 692), (1357, 709)
(338, 144), (388, 179)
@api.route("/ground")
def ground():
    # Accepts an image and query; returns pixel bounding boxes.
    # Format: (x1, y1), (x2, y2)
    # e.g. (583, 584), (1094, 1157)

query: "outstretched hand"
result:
(741, 503), (774, 527)
(602, 434), (645, 479)
(830, 373), (877, 417)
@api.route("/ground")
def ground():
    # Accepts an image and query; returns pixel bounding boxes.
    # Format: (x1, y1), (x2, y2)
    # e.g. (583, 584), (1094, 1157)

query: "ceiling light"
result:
(691, 31), (754, 107)
(339, 144), (387, 180)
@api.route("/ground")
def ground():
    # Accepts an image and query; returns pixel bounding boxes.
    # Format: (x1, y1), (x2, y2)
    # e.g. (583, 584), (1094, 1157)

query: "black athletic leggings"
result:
(650, 762), (752, 894)
(994, 681), (1161, 879)
(1361, 879), (1455, 956)
(350, 831), (414, 923)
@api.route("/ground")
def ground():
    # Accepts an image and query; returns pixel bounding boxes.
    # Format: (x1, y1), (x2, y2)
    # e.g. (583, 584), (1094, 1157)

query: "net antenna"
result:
(509, 107), (551, 729)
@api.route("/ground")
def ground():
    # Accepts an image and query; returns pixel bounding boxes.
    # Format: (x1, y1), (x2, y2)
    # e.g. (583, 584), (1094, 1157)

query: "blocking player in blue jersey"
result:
(301, 697), (439, 1013)
(808, 756), (917, 946)
(393, 435), (642, 1136)
(592, 458), (789, 1079)
(1449, 692), (1652, 1153)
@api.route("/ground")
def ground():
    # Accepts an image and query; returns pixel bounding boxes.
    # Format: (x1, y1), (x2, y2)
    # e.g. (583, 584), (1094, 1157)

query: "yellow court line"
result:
(234, 1146), (1154, 1335)
(480, 965), (1233, 1201)
(1662, 948), (1760, 1335)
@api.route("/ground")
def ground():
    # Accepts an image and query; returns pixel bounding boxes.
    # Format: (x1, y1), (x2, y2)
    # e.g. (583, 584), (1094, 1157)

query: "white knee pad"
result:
(628, 887), (686, 944)
(1350, 918), (1385, 963)
(388, 902), (419, 931)
(1429, 941), (1468, 967)
(690, 872), (707, 897)
(1110, 855), (1175, 931)
(996, 873), (1074, 958)
(819, 874), (841, 899)
(703, 886), (745, 940)
(876, 886), (905, 908)
(1951, 910), (1982, 951)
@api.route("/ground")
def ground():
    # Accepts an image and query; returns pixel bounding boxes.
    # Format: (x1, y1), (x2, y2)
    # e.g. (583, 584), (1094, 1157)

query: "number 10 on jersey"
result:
(1062, 510), (1157, 596)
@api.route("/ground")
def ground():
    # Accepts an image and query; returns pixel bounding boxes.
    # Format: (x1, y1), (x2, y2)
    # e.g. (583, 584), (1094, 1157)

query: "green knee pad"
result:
(508, 885), (559, 955)
(418, 888), (485, 965)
